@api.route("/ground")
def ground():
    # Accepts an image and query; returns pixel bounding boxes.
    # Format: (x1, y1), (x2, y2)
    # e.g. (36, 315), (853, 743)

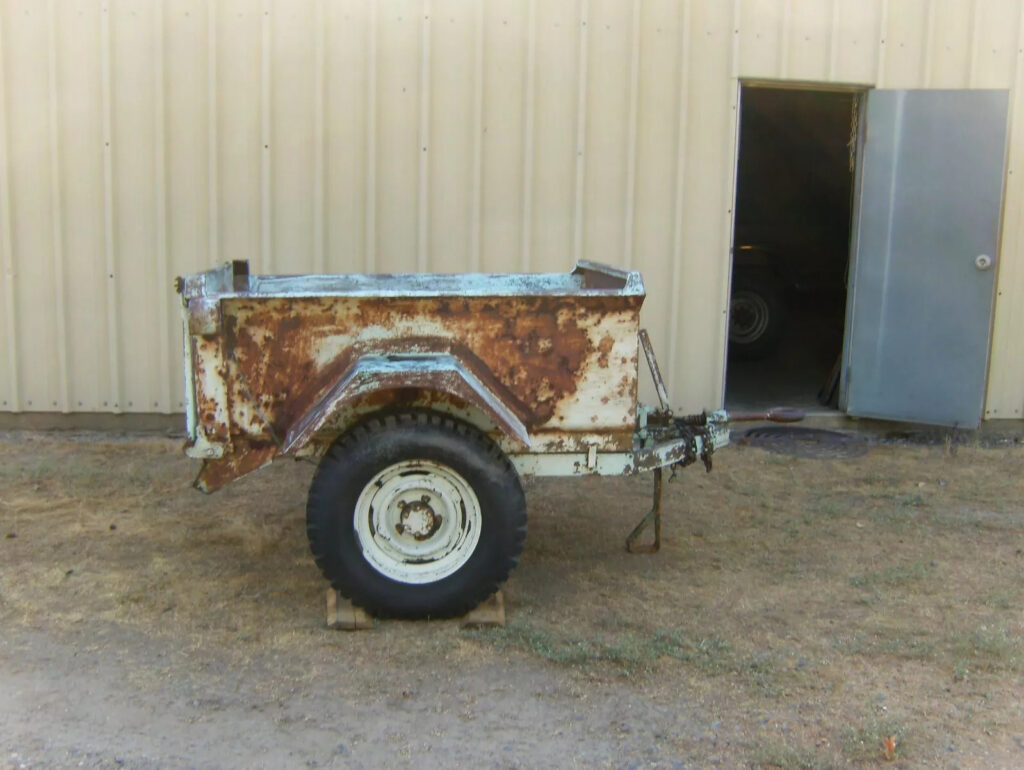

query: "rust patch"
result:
(343, 388), (471, 414)
(616, 374), (633, 400)
(220, 294), (634, 438)
(195, 441), (278, 492)
(596, 335), (615, 368)
(193, 337), (229, 441)
(283, 353), (533, 452)
(527, 427), (634, 452)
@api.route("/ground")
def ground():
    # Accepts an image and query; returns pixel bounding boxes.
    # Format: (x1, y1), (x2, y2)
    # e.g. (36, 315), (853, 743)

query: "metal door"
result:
(841, 89), (1009, 427)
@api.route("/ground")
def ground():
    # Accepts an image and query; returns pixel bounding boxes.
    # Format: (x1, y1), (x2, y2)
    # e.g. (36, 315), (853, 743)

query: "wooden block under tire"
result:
(325, 589), (506, 629)
(460, 591), (505, 628)
(326, 589), (374, 630)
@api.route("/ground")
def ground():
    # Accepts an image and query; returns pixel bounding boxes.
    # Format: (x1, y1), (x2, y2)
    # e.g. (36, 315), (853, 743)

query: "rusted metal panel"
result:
(195, 440), (277, 493)
(181, 314), (197, 440)
(191, 333), (231, 445)
(283, 353), (531, 453)
(178, 260), (645, 488)
(219, 294), (640, 444)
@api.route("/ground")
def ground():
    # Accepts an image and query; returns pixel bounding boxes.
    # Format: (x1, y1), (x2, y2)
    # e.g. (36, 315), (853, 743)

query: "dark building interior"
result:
(725, 85), (858, 412)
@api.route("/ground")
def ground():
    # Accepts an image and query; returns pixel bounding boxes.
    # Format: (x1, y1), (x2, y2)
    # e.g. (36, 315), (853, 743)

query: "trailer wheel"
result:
(306, 411), (527, 619)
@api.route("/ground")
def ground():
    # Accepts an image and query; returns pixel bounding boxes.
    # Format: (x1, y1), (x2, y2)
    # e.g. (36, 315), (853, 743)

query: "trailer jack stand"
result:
(626, 467), (664, 553)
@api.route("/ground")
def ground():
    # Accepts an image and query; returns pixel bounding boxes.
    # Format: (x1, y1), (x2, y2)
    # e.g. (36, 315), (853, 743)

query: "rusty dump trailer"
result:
(177, 260), (789, 619)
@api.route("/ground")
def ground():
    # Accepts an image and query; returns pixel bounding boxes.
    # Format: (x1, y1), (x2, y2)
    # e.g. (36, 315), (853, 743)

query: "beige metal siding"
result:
(1, 0), (1023, 418)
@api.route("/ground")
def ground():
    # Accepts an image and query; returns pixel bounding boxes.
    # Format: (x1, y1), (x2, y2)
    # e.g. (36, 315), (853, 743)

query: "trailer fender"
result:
(282, 353), (532, 454)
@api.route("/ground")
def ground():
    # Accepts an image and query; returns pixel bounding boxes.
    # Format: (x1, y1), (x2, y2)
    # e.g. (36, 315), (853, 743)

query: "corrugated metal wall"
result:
(1, 0), (1023, 419)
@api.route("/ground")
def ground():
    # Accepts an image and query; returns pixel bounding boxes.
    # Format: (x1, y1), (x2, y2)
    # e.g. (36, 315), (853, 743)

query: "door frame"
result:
(722, 79), (871, 411)
(837, 89), (870, 412)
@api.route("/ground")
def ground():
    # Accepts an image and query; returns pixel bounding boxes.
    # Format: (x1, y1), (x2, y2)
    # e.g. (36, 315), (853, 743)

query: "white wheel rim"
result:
(353, 459), (482, 584)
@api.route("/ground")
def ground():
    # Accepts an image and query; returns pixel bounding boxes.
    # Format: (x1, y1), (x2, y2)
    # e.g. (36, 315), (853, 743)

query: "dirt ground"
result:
(0, 431), (1022, 769)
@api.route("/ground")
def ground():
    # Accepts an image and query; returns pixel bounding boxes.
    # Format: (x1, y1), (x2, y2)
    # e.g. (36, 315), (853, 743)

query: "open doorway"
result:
(725, 84), (860, 412)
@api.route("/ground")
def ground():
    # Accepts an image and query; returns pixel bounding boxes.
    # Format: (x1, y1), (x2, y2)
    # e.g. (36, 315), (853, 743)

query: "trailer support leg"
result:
(625, 467), (663, 553)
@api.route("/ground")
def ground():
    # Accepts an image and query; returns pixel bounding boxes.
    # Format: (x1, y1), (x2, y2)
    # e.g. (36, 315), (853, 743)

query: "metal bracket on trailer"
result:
(625, 467), (664, 553)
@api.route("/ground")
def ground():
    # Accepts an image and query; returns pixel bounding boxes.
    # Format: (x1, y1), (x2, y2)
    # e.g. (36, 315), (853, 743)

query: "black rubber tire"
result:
(728, 268), (787, 360)
(306, 411), (527, 619)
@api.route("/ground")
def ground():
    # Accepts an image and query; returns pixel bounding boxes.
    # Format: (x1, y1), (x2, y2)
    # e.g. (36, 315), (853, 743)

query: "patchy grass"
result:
(835, 622), (1024, 679)
(747, 740), (837, 770)
(949, 625), (1024, 677)
(1, 434), (1023, 766)
(842, 711), (911, 763)
(834, 627), (939, 661)
(847, 560), (933, 588)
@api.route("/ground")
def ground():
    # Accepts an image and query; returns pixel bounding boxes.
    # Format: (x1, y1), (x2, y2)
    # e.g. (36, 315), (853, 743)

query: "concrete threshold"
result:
(730, 407), (1024, 446)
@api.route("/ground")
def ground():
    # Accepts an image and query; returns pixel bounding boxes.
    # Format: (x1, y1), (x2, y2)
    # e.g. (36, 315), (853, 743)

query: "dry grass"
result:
(1, 432), (1023, 766)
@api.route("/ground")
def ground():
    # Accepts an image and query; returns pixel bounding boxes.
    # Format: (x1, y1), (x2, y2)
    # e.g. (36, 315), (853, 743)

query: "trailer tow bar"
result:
(625, 406), (804, 554)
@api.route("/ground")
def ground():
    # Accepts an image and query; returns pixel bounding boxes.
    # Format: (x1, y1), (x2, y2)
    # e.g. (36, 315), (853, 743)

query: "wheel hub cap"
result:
(396, 496), (442, 540)
(353, 460), (482, 584)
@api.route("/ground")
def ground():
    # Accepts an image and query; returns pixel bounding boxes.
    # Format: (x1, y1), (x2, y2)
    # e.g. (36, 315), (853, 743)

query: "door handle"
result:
(974, 254), (993, 271)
